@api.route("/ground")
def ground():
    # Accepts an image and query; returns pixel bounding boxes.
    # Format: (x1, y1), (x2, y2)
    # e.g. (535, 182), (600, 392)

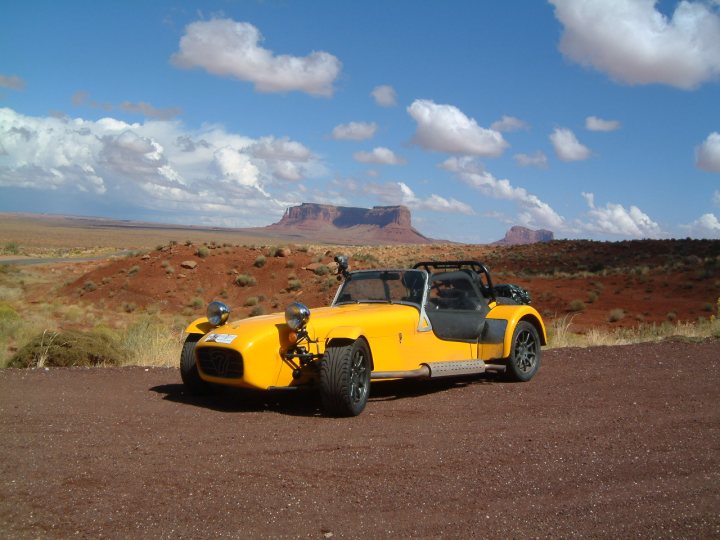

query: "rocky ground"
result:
(1, 339), (718, 538)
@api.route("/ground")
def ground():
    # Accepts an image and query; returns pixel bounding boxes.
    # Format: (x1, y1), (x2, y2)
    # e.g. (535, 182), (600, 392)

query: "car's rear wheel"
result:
(320, 339), (371, 416)
(180, 335), (212, 394)
(505, 321), (541, 382)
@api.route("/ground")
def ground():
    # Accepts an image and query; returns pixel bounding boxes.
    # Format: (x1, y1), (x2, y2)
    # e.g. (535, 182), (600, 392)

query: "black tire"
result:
(320, 339), (371, 417)
(180, 335), (212, 394)
(505, 321), (541, 382)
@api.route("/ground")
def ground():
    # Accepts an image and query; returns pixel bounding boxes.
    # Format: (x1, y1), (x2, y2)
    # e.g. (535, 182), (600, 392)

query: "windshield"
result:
(333, 270), (427, 307)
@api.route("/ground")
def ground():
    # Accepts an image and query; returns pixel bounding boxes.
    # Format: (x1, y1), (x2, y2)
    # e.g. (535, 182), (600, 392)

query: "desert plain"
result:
(1, 212), (719, 538)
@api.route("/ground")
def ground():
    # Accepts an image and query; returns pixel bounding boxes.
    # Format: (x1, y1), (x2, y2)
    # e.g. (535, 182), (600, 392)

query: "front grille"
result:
(197, 347), (244, 378)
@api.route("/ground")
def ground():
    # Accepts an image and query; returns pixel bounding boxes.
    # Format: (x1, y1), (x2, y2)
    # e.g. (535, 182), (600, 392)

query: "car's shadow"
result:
(150, 372), (503, 417)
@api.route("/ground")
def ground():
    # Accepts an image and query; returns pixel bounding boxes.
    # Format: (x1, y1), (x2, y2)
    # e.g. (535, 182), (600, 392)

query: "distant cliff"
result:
(494, 226), (554, 245)
(264, 203), (432, 244)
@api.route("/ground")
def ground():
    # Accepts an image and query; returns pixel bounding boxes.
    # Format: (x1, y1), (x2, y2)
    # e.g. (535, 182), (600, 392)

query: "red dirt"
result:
(44, 239), (720, 332)
(1, 339), (719, 538)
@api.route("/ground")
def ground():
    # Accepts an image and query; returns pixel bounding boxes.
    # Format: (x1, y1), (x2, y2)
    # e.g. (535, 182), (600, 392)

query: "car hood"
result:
(214, 302), (421, 341)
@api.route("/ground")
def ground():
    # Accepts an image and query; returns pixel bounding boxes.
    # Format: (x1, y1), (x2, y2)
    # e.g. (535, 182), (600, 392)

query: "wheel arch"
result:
(520, 314), (547, 346)
(184, 317), (214, 337)
(325, 334), (374, 371)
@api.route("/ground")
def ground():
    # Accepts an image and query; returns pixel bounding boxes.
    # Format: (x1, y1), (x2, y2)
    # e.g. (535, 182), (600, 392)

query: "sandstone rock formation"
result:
(264, 203), (432, 244)
(494, 226), (554, 245)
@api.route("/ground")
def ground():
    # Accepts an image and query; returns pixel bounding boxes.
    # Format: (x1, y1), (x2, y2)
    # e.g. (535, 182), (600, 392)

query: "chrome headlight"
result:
(207, 301), (230, 327)
(285, 302), (310, 331)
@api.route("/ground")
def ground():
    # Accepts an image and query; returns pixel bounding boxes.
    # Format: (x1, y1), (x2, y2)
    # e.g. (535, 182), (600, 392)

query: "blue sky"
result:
(1, 0), (719, 242)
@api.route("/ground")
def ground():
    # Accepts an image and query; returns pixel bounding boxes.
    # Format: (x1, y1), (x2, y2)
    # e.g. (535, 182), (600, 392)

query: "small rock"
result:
(275, 247), (291, 257)
(180, 260), (197, 270)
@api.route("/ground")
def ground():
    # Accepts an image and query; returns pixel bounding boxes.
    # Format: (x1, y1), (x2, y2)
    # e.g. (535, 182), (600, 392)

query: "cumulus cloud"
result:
(696, 132), (720, 172)
(441, 156), (566, 230)
(514, 151), (548, 168)
(580, 192), (662, 238)
(550, 128), (591, 161)
(586, 115), (621, 132)
(0, 74), (25, 91)
(407, 99), (508, 157)
(363, 181), (473, 214)
(171, 18), (341, 96)
(550, 0), (720, 89)
(331, 121), (377, 141)
(371, 85), (397, 107)
(0, 107), (319, 226)
(353, 147), (406, 165)
(491, 115), (529, 132)
(683, 213), (720, 238)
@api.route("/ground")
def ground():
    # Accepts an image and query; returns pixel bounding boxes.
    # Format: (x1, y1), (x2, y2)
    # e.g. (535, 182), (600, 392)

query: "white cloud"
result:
(441, 156), (566, 230)
(407, 99), (508, 157)
(586, 116), (621, 132)
(550, 128), (591, 161)
(331, 121), (378, 141)
(363, 181), (473, 214)
(353, 147), (406, 165)
(171, 19), (341, 96)
(696, 132), (720, 172)
(491, 115), (529, 132)
(580, 192), (662, 238)
(249, 136), (311, 162)
(550, 0), (720, 90)
(514, 151), (548, 168)
(371, 85), (397, 107)
(0, 74), (25, 91)
(683, 213), (720, 238)
(0, 107), (317, 226)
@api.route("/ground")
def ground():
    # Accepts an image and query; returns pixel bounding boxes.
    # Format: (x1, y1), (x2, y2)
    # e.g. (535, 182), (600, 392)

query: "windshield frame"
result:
(331, 269), (429, 308)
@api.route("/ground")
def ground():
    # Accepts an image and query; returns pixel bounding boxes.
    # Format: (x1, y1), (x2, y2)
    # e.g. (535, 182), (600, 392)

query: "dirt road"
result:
(1, 340), (719, 538)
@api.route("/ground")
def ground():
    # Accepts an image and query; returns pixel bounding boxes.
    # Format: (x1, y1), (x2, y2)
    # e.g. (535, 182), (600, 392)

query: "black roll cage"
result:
(412, 260), (497, 303)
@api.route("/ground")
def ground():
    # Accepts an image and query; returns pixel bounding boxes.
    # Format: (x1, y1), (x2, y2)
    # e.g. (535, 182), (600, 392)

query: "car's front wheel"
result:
(180, 335), (212, 394)
(320, 339), (371, 416)
(505, 321), (541, 382)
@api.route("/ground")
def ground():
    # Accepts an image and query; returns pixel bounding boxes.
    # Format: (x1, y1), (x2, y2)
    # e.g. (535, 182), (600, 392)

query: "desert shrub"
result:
(608, 308), (625, 323)
(287, 279), (302, 292)
(0, 303), (22, 344)
(244, 296), (259, 307)
(313, 264), (330, 276)
(666, 311), (677, 322)
(587, 291), (599, 303)
(235, 274), (256, 287)
(196, 247), (210, 258)
(254, 255), (267, 268)
(121, 316), (182, 367)
(8, 329), (127, 368)
(190, 297), (204, 309)
(249, 305), (265, 317)
(122, 302), (137, 313)
(3, 242), (20, 255)
(285, 260), (295, 268)
(568, 299), (586, 312)
(128, 265), (140, 276)
(83, 280), (98, 292)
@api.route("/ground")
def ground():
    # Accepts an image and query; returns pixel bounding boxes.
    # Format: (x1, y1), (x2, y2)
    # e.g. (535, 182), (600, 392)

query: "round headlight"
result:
(285, 302), (310, 331)
(207, 301), (230, 327)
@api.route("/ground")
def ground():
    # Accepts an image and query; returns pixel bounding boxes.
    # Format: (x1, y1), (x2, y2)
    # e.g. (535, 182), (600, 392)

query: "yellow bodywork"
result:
(185, 300), (547, 390)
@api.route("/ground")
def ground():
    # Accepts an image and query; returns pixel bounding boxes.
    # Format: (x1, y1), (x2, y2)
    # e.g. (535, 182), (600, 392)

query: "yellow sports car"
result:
(181, 257), (547, 416)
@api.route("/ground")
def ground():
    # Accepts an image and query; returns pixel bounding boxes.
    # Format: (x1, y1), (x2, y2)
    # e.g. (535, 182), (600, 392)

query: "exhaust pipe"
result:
(372, 359), (495, 380)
